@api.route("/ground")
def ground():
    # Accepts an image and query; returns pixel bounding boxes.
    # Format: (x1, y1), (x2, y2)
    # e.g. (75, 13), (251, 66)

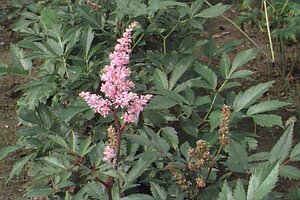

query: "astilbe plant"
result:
(79, 21), (152, 198)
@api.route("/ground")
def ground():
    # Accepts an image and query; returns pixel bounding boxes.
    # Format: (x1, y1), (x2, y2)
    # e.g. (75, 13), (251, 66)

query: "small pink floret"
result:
(102, 145), (116, 162)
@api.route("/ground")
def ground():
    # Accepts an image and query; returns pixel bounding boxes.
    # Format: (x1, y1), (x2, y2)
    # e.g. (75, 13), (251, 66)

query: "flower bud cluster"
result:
(166, 163), (191, 190)
(188, 140), (214, 171)
(219, 105), (231, 146)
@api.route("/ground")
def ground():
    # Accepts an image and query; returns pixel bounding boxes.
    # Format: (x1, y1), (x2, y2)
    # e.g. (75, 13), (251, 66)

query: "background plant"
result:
(0, 0), (299, 199)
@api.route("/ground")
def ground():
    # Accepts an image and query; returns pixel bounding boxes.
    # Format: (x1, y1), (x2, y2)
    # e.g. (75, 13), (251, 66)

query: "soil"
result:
(0, 1), (299, 200)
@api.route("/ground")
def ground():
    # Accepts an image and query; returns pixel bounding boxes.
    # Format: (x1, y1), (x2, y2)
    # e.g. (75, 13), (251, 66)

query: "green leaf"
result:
(150, 182), (167, 200)
(246, 163), (279, 200)
(279, 165), (300, 180)
(17, 126), (48, 137)
(0, 145), (21, 162)
(246, 100), (290, 116)
(230, 49), (257, 77)
(169, 55), (195, 90)
(160, 127), (179, 149)
(229, 70), (252, 79)
(0, 63), (29, 75)
(220, 53), (230, 78)
(286, 187), (300, 200)
(36, 104), (52, 129)
(209, 110), (221, 133)
(153, 69), (168, 89)
(218, 181), (234, 200)
(48, 135), (69, 150)
(146, 95), (178, 109)
(127, 159), (151, 185)
(59, 106), (89, 122)
(9, 45), (32, 71)
(194, 95), (211, 106)
(120, 194), (154, 200)
(78, 136), (95, 157)
(146, 127), (170, 154)
(269, 124), (294, 163)
(25, 186), (53, 198)
(233, 81), (274, 112)
(40, 8), (58, 28)
(7, 153), (35, 183)
(17, 107), (42, 125)
(190, 0), (204, 18)
(81, 26), (94, 60)
(252, 114), (283, 127)
(43, 156), (66, 169)
(290, 142), (300, 161)
(127, 133), (154, 147)
(194, 63), (218, 90)
(195, 3), (229, 18)
(148, 0), (187, 14)
(233, 179), (246, 200)
(220, 82), (241, 91)
(225, 139), (250, 173)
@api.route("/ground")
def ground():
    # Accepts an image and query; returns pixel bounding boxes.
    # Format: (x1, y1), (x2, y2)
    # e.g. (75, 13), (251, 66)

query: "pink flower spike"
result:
(103, 145), (116, 163)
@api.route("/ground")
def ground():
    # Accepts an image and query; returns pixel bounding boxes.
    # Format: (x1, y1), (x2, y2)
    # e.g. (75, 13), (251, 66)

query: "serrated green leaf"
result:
(248, 152), (270, 162)
(194, 63), (218, 90)
(230, 49), (257, 76)
(148, 0), (188, 14)
(9, 45), (32, 71)
(120, 194), (154, 200)
(209, 110), (221, 132)
(25, 186), (53, 198)
(43, 156), (66, 169)
(78, 136), (95, 157)
(279, 165), (300, 180)
(81, 26), (94, 60)
(150, 182), (167, 200)
(233, 179), (246, 200)
(225, 139), (250, 173)
(169, 55), (195, 90)
(48, 135), (69, 150)
(286, 187), (300, 200)
(153, 69), (168, 89)
(160, 126), (179, 149)
(290, 142), (300, 161)
(220, 53), (230, 78)
(59, 106), (89, 122)
(127, 159), (150, 185)
(220, 82), (241, 91)
(194, 95), (211, 106)
(233, 81), (274, 112)
(269, 124), (293, 163)
(252, 114), (283, 127)
(246, 163), (279, 200)
(195, 3), (229, 18)
(17, 107), (42, 125)
(190, 0), (204, 18)
(40, 8), (58, 28)
(36, 104), (52, 129)
(246, 100), (290, 116)
(7, 153), (35, 183)
(0, 145), (21, 162)
(146, 127), (170, 153)
(229, 70), (252, 79)
(146, 95), (178, 109)
(218, 181), (234, 200)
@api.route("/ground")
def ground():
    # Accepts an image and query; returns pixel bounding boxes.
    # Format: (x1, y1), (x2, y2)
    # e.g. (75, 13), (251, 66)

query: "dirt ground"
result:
(0, 1), (299, 199)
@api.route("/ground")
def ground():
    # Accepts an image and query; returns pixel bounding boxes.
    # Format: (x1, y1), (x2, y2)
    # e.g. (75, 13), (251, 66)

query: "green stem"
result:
(204, 0), (273, 62)
(263, 0), (275, 62)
